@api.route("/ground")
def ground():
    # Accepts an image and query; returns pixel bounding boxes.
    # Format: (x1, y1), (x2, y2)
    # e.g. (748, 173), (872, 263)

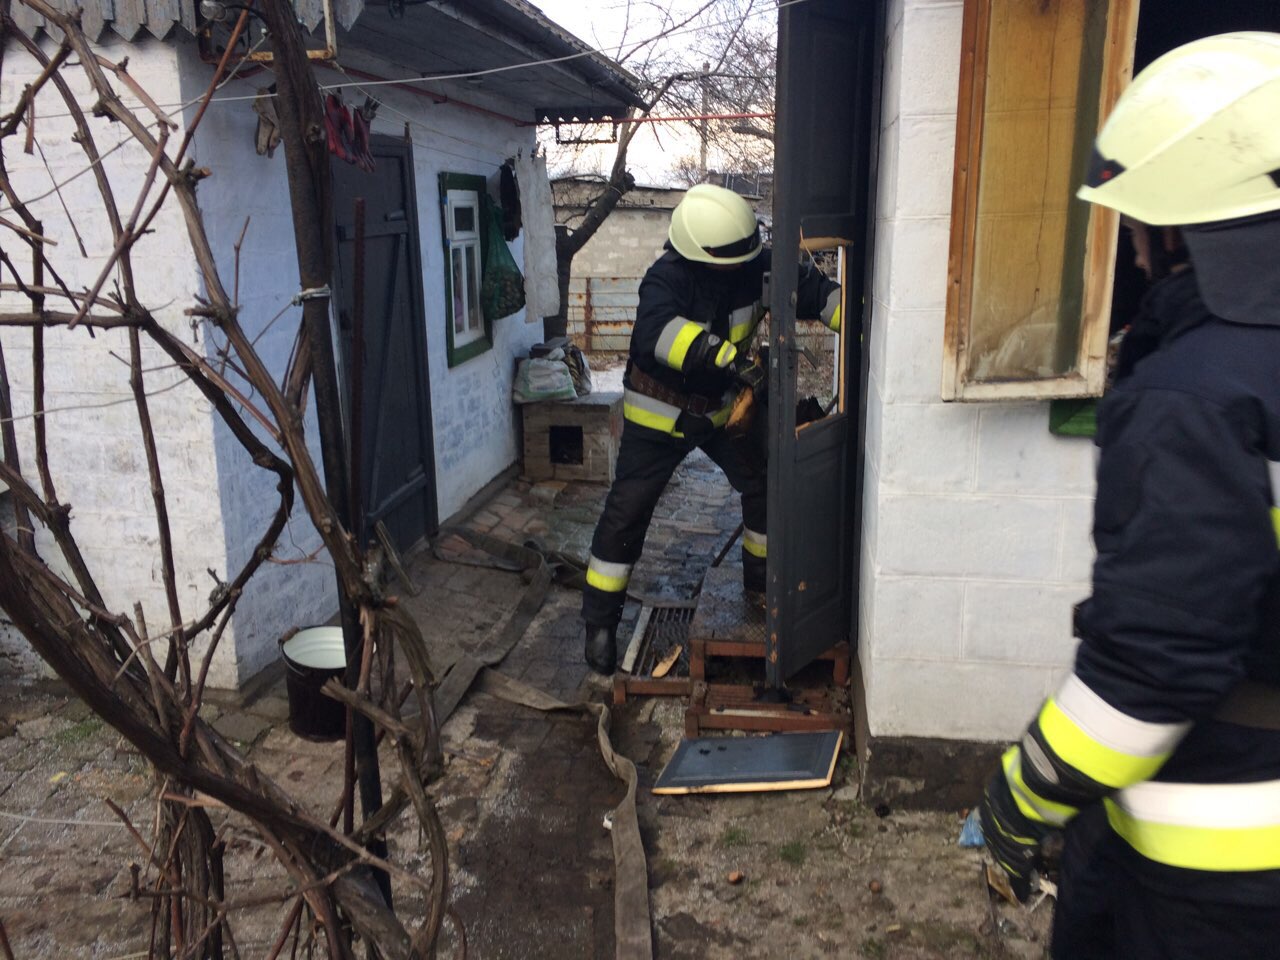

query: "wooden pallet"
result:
(684, 566), (851, 736)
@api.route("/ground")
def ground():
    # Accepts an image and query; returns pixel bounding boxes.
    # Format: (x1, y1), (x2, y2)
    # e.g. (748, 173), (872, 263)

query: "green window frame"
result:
(439, 172), (493, 367)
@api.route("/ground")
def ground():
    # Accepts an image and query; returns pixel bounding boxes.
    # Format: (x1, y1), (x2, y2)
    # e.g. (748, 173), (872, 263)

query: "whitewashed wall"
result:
(177, 38), (336, 686)
(332, 54), (541, 522)
(0, 37), (230, 681)
(860, 0), (1097, 741)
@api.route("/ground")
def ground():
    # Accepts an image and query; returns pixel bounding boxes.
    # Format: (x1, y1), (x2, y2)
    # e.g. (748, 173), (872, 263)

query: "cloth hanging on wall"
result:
(514, 149), (560, 323)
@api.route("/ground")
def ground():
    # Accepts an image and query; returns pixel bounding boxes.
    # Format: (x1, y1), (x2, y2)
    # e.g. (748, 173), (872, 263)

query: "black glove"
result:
(683, 332), (735, 376)
(979, 770), (1051, 903)
(731, 356), (767, 396)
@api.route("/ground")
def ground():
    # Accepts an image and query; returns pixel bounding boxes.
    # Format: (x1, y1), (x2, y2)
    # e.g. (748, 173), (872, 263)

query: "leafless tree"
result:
(0, 1), (454, 956)
(543, 0), (776, 338)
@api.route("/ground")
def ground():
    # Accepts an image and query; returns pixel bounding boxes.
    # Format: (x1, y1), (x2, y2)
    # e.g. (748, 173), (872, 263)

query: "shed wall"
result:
(860, 0), (1096, 741)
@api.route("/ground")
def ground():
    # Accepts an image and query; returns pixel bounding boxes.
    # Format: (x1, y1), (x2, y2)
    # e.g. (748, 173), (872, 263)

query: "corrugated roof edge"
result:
(462, 0), (647, 114)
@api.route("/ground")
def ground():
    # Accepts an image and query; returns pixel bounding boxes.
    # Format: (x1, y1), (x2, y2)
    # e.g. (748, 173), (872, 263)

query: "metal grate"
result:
(620, 603), (696, 677)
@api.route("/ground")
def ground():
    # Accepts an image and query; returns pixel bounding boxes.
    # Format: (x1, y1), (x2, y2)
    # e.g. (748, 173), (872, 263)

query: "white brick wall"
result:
(859, 0), (1096, 742)
(0, 36), (229, 681)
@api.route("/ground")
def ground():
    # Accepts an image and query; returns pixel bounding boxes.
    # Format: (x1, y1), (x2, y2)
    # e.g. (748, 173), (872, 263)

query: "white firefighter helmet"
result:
(668, 184), (763, 264)
(1077, 32), (1280, 225)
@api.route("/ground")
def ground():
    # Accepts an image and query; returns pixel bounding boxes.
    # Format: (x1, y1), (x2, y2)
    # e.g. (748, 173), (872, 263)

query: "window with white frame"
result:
(439, 173), (492, 367)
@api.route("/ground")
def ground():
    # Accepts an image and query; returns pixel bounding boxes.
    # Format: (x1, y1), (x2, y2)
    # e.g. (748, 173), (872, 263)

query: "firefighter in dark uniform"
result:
(581, 184), (841, 673)
(979, 33), (1280, 959)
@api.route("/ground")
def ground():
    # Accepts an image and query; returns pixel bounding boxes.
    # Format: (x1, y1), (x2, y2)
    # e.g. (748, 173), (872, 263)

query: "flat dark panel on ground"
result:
(653, 730), (842, 795)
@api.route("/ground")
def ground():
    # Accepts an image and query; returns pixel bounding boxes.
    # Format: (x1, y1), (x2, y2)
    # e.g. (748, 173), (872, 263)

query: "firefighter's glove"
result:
(684, 332), (738, 376)
(731, 356), (767, 398)
(979, 770), (1049, 903)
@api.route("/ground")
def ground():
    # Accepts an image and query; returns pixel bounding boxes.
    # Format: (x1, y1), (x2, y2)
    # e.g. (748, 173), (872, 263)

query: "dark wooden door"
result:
(332, 138), (438, 553)
(766, 0), (883, 683)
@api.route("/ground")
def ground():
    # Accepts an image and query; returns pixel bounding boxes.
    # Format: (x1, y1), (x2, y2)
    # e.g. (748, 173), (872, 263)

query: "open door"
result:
(766, 0), (882, 684)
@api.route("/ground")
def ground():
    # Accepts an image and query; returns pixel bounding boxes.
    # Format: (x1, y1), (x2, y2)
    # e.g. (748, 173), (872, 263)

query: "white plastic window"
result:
(445, 188), (484, 348)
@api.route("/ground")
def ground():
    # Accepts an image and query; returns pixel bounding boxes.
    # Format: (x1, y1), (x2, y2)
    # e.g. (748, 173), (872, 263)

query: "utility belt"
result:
(1214, 679), (1280, 731)
(626, 362), (725, 417)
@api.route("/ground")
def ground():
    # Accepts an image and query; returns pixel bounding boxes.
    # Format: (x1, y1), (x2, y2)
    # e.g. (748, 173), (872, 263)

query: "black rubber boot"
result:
(584, 623), (618, 675)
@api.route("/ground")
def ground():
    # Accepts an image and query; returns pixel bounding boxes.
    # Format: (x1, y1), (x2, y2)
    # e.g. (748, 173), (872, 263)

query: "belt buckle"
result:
(686, 394), (710, 416)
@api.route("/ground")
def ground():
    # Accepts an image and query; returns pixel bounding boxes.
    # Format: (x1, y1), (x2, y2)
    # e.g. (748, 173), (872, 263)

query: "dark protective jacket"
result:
(622, 245), (840, 435)
(1006, 265), (1280, 903)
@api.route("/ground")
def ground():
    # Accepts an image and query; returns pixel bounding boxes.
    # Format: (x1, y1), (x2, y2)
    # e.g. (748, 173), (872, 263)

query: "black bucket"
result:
(281, 627), (347, 741)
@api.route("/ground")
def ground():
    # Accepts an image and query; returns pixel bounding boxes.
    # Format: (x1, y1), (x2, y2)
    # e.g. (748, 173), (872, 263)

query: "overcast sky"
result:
(529, 1), (778, 186)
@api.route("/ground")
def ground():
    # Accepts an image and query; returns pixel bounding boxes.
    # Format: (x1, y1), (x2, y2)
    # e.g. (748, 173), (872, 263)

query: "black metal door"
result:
(332, 138), (438, 553)
(766, 0), (882, 683)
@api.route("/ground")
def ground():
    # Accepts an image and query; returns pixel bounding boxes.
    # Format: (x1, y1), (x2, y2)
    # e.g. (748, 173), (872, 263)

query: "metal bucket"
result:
(281, 627), (347, 741)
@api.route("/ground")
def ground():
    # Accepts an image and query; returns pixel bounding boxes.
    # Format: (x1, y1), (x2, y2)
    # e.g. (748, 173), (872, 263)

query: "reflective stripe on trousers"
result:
(743, 526), (767, 558)
(585, 553), (632, 594)
(1106, 778), (1280, 872)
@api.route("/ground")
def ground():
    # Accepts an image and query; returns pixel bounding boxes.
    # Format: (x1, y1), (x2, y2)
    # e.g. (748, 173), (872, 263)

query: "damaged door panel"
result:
(768, 0), (882, 683)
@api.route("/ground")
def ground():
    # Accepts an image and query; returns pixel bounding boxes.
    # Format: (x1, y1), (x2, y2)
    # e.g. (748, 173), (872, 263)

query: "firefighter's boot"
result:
(584, 623), (618, 675)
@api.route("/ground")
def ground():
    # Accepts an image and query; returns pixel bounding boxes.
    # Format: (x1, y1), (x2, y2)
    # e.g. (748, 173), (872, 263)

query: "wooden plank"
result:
(943, 0), (993, 401)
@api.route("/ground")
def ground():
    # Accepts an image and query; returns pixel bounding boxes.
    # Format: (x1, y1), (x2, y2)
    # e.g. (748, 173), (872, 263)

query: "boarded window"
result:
(943, 0), (1138, 401)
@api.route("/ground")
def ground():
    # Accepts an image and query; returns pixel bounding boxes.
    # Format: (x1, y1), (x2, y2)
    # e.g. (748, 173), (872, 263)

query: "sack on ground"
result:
(563, 342), (592, 396)
(513, 356), (577, 404)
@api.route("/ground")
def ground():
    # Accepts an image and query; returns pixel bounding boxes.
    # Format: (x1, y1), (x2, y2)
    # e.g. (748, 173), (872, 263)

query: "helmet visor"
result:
(701, 222), (761, 260)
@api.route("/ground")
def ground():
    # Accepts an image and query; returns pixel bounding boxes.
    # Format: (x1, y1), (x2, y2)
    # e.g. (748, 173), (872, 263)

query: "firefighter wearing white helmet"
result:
(580, 183), (842, 673)
(982, 33), (1280, 960)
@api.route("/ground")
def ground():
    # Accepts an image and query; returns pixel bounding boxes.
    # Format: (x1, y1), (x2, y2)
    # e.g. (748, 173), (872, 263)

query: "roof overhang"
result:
(340, 0), (646, 124)
(6, 0), (645, 126)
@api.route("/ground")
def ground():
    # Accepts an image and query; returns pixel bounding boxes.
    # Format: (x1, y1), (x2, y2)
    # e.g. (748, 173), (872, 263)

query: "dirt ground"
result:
(0, 405), (1052, 958)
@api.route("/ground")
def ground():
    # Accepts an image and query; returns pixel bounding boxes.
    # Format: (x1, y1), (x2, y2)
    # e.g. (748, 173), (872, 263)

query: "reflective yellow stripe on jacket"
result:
(1038, 674), (1190, 789)
(1002, 745), (1079, 827)
(1106, 779), (1280, 871)
(820, 288), (842, 333)
(729, 303), (765, 346)
(654, 317), (706, 371)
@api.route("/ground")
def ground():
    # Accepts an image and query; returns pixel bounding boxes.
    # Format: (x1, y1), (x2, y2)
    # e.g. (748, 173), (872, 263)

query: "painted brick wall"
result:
(176, 38), (336, 687)
(0, 36), (231, 682)
(860, 0), (1097, 741)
